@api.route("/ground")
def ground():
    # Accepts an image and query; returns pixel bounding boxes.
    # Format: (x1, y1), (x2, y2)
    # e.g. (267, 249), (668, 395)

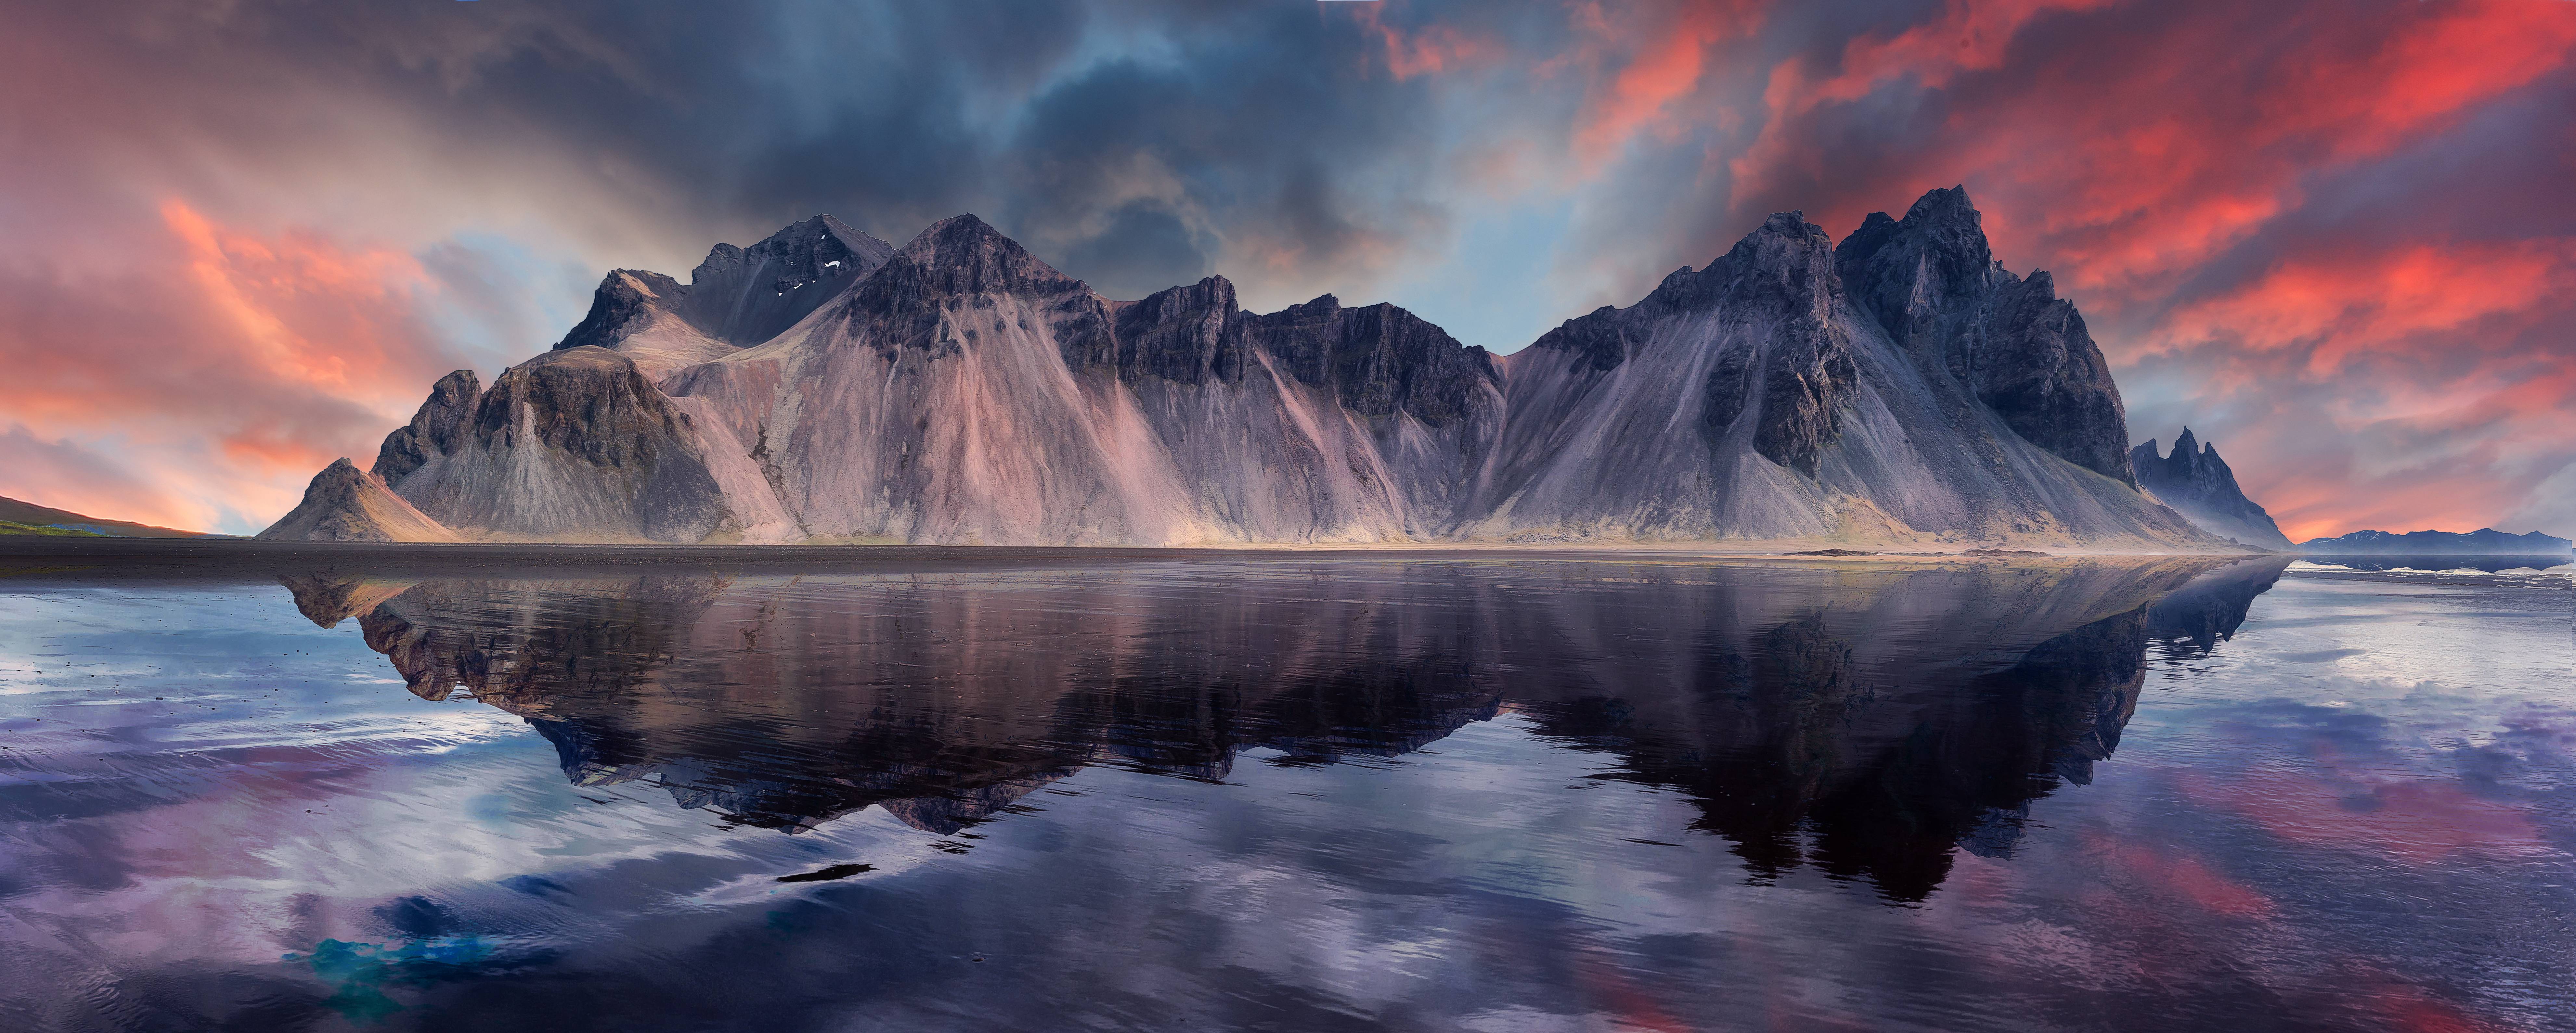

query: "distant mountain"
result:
(0, 494), (204, 537)
(2128, 430), (2292, 549)
(2300, 528), (2571, 555)
(264, 188), (2229, 550)
(257, 459), (458, 543)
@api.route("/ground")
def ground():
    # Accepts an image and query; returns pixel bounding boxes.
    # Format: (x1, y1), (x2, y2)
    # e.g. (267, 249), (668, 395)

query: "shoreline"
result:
(0, 535), (2271, 562)
(0, 536), (2285, 585)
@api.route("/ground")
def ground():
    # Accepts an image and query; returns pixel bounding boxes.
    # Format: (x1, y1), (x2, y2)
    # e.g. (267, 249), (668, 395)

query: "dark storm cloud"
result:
(110, 0), (1467, 297)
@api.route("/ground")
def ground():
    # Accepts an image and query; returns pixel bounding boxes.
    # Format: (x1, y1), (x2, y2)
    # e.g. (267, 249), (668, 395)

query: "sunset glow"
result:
(2, 0), (2569, 537)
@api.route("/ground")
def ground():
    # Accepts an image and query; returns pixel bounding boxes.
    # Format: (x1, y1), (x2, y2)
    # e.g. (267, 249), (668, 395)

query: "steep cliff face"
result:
(372, 369), (481, 484)
(266, 191), (2229, 549)
(2128, 430), (2293, 549)
(1462, 192), (2210, 549)
(667, 214), (1504, 543)
(1835, 188), (2133, 483)
(553, 215), (899, 381)
(379, 347), (780, 542)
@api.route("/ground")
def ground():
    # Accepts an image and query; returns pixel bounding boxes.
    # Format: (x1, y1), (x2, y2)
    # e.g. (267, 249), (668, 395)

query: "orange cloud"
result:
(1568, 0), (1765, 163)
(1351, 5), (1504, 81)
(1708, 0), (2576, 538)
(2159, 241), (2576, 372)
(0, 202), (467, 531)
(1731, 0), (2576, 304)
(160, 199), (438, 398)
(1731, 0), (2110, 206)
(1983, 0), (2575, 300)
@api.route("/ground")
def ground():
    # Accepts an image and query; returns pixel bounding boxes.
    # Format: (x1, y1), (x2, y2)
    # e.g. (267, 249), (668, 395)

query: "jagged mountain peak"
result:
(895, 214), (1081, 296)
(553, 271), (685, 353)
(1131, 274), (1237, 311)
(1631, 211), (1839, 318)
(374, 368), (482, 483)
(1904, 184), (1980, 224)
(1830, 185), (2131, 483)
(276, 185), (2235, 550)
(2130, 429), (2290, 549)
(698, 214), (897, 283)
(1277, 293), (1343, 320)
(548, 213), (906, 373)
(1835, 186), (1995, 325)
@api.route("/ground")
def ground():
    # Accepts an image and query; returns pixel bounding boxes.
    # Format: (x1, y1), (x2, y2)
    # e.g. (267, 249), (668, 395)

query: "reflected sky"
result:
(0, 554), (2568, 1031)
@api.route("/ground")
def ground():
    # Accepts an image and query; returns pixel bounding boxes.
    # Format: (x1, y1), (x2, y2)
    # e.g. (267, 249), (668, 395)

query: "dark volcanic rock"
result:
(373, 369), (482, 485)
(1468, 188), (2207, 548)
(1972, 270), (2129, 481)
(897, 214), (1083, 296)
(399, 347), (736, 542)
(1529, 212), (1858, 476)
(672, 214), (897, 346)
(555, 271), (688, 353)
(1835, 187), (2133, 483)
(1104, 276), (1244, 384)
(2129, 430), (2292, 549)
(472, 349), (676, 466)
(1688, 213), (1858, 475)
(1245, 293), (1501, 427)
(1076, 273), (1501, 426)
(552, 215), (899, 372)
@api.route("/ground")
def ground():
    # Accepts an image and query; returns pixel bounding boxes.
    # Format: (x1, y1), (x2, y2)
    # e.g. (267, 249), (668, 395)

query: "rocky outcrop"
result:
(663, 213), (1503, 544)
(2300, 528), (2572, 555)
(256, 458), (459, 542)
(264, 190), (2233, 549)
(552, 215), (899, 381)
(1833, 187), (2132, 483)
(2128, 429), (2293, 549)
(1459, 191), (2210, 549)
(372, 369), (481, 484)
(386, 347), (765, 542)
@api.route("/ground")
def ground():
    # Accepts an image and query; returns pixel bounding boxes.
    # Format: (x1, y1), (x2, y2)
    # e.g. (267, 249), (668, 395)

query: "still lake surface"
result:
(1, 550), (2569, 1031)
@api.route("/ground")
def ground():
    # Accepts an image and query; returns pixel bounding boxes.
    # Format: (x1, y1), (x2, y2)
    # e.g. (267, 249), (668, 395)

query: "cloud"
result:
(0, 201), (476, 532)
(0, 427), (189, 530)
(1, 0), (2571, 535)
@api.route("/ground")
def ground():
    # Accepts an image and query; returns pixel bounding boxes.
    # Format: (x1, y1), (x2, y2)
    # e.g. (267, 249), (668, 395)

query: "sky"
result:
(1, 0), (2570, 540)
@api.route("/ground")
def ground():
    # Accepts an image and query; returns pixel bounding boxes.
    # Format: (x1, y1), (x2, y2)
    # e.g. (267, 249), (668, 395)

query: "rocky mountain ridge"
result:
(2128, 430), (2292, 549)
(265, 188), (2236, 550)
(2299, 528), (2570, 555)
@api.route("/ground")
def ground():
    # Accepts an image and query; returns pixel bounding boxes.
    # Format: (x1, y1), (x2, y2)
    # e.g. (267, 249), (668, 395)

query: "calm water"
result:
(1, 552), (2569, 1032)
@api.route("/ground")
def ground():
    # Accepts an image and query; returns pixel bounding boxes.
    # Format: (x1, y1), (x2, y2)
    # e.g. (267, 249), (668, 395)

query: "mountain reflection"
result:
(281, 555), (2288, 900)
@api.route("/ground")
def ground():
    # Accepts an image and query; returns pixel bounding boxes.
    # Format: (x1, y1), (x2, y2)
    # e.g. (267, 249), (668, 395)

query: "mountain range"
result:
(261, 187), (2234, 550)
(2299, 528), (2572, 555)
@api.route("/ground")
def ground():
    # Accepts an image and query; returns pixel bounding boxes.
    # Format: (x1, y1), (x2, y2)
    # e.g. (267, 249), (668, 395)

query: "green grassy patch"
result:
(0, 520), (106, 537)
